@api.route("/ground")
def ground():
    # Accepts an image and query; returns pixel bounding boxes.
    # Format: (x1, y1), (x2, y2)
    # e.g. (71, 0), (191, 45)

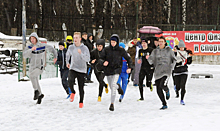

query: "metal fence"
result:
(18, 50), (58, 81)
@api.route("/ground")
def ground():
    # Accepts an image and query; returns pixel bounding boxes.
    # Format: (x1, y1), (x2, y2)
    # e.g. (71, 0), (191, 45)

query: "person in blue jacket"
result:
(117, 42), (129, 102)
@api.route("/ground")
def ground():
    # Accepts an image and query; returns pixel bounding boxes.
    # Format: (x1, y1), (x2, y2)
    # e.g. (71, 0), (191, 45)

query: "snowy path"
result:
(0, 64), (220, 131)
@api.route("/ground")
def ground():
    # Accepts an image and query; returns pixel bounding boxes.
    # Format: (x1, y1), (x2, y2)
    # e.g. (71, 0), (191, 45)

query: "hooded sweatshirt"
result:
(66, 43), (90, 73)
(23, 32), (57, 71)
(147, 46), (176, 80)
(99, 34), (132, 76)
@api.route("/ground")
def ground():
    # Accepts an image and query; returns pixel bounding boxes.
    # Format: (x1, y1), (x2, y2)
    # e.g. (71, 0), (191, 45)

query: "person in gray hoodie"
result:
(147, 36), (176, 110)
(23, 32), (57, 104)
(66, 32), (90, 108)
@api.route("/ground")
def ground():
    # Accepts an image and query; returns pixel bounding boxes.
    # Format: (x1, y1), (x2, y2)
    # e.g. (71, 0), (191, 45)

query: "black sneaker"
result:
(109, 104), (114, 111)
(117, 83), (124, 95)
(160, 105), (168, 110)
(175, 91), (179, 98)
(119, 99), (122, 102)
(137, 98), (144, 101)
(33, 90), (39, 100)
(88, 80), (93, 83)
(36, 94), (44, 104)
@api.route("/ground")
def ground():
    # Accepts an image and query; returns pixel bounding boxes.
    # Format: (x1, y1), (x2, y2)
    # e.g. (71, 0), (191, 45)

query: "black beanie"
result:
(110, 37), (118, 43)
(58, 41), (65, 47)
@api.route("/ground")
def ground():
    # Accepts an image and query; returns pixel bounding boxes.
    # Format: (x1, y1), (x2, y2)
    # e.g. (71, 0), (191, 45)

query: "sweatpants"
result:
(117, 72), (128, 100)
(139, 69), (154, 99)
(134, 58), (141, 85)
(174, 74), (188, 100)
(68, 70), (85, 103)
(94, 71), (106, 97)
(106, 74), (119, 103)
(29, 68), (44, 95)
(60, 69), (69, 94)
(155, 76), (169, 106)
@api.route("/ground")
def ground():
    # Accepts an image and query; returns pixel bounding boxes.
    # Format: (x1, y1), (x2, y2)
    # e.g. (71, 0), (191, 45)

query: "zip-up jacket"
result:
(23, 32), (57, 71)
(99, 34), (132, 76)
(57, 48), (68, 70)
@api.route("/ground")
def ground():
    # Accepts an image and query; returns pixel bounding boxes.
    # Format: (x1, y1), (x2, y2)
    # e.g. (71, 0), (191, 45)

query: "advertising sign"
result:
(156, 31), (220, 56)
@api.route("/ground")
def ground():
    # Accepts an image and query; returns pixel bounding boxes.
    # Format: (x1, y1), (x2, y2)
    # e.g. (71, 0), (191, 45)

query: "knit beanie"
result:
(58, 41), (65, 47)
(110, 36), (118, 43)
(178, 40), (185, 48)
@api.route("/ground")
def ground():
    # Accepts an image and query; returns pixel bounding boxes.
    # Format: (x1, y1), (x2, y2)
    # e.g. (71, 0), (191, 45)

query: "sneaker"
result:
(109, 104), (114, 111)
(89, 80), (94, 83)
(98, 96), (101, 102)
(79, 103), (84, 108)
(150, 84), (153, 92)
(175, 92), (179, 98)
(119, 99), (122, 102)
(33, 90), (39, 100)
(133, 84), (138, 87)
(105, 84), (109, 94)
(137, 98), (144, 101)
(85, 80), (90, 83)
(69, 93), (75, 102)
(36, 94), (44, 104)
(180, 100), (185, 105)
(166, 89), (170, 100)
(160, 105), (168, 110)
(174, 85), (176, 91)
(66, 94), (71, 99)
(117, 83), (124, 95)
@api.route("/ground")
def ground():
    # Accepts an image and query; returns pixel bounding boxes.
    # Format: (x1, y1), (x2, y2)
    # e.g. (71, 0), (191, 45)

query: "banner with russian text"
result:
(156, 31), (220, 56)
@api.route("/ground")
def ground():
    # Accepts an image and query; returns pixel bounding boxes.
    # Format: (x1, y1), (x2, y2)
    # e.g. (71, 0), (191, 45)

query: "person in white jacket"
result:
(173, 40), (192, 105)
(23, 32), (57, 104)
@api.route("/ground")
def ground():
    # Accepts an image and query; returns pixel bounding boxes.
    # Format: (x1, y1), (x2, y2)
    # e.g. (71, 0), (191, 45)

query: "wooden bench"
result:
(191, 73), (213, 78)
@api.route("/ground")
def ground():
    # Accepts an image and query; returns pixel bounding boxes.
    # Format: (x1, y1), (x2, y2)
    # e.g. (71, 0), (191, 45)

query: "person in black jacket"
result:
(56, 41), (71, 99)
(90, 39), (109, 102)
(81, 32), (87, 46)
(137, 38), (154, 101)
(85, 33), (95, 83)
(99, 34), (132, 111)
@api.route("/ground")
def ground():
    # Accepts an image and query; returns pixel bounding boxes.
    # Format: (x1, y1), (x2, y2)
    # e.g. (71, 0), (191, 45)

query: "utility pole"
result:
(136, 0), (139, 37)
(22, 0), (26, 77)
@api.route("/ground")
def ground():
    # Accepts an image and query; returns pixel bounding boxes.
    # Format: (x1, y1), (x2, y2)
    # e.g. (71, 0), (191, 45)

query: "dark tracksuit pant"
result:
(173, 74), (188, 100)
(68, 70), (85, 103)
(94, 71), (106, 97)
(155, 76), (169, 106)
(86, 66), (93, 81)
(60, 69), (69, 95)
(139, 68), (154, 99)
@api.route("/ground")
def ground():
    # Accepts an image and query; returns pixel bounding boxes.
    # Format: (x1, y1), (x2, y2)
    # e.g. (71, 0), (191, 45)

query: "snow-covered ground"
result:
(0, 64), (220, 131)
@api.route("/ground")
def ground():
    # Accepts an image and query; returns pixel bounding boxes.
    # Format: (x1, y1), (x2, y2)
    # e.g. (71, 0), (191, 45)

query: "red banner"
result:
(156, 31), (220, 56)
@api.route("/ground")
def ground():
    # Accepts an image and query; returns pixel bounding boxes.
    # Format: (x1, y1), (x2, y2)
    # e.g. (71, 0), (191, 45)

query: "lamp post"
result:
(22, 0), (26, 77)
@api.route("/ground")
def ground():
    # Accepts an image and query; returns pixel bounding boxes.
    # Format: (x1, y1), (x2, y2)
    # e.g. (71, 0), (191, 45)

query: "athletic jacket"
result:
(23, 32), (57, 71)
(99, 34), (132, 76)
(173, 50), (192, 75)
(57, 48), (69, 70)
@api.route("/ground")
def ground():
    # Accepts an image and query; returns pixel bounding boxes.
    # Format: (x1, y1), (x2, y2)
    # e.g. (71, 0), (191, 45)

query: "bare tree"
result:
(182, 0), (186, 30)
